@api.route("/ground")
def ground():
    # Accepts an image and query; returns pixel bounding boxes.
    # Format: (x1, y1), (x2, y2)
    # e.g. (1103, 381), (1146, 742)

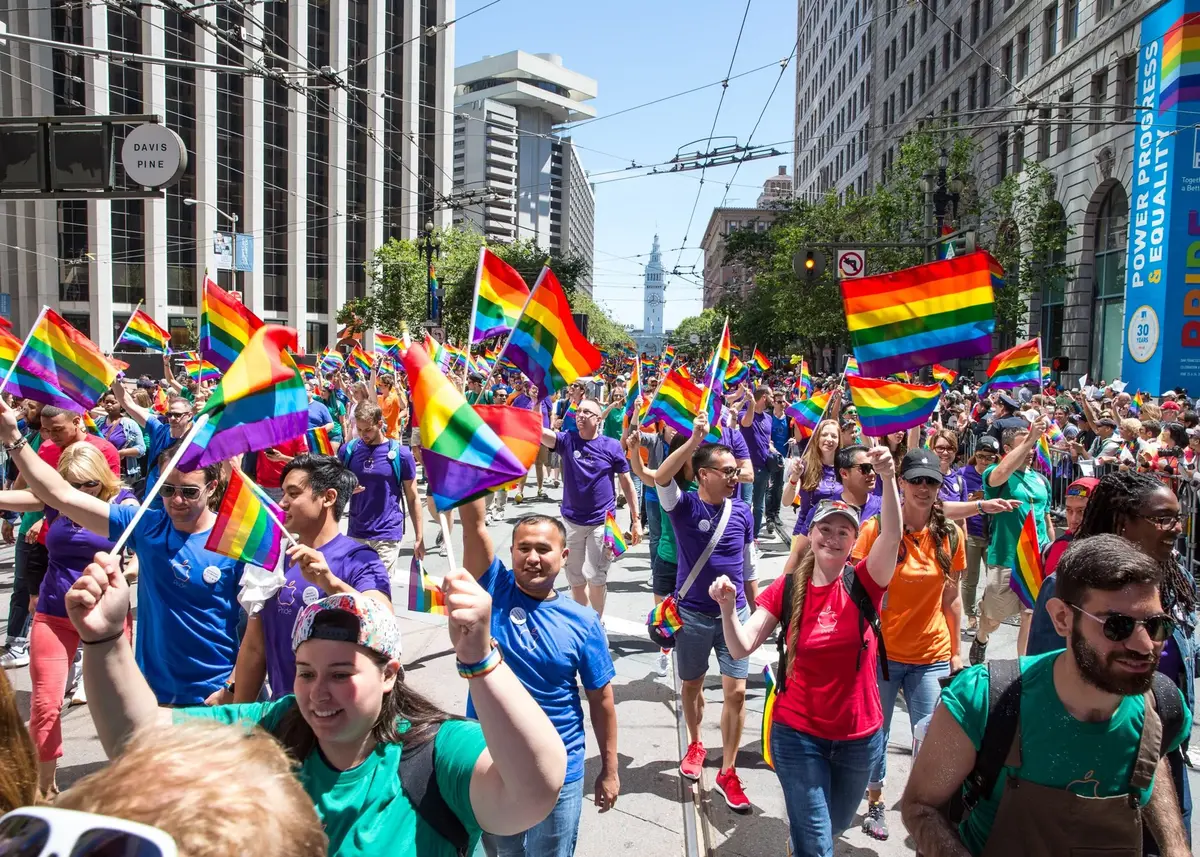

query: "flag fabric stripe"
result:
(308, 426), (334, 455)
(18, 309), (122, 410)
(505, 267), (602, 395)
(786, 391), (832, 432)
(1010, 510), (1045, 609)
(848, 301), (995, 347)
(204, 468), (286, 569)
(845, 376), (943, 437)
(407, 557), (447, 615)
(472, 247), (531, 343)
(981, 337), (1041, 390)
(762, 664), (778, 770)
(200, 278), (265, 372)
(644, 368), (705, 435)
(118, 309), (171, 352)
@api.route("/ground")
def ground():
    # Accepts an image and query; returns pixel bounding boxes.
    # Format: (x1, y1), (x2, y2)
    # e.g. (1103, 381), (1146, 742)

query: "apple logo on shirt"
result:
(278, 580), (298, 608)
(171, 558), (191, 586)
(816, 605), (838, 633)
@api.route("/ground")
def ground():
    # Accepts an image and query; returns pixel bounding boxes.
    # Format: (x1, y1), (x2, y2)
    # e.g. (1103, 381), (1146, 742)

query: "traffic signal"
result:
(1051, 355), (1069, 372)
(793, 249), (825, 280)
(937, 229), (977, 260)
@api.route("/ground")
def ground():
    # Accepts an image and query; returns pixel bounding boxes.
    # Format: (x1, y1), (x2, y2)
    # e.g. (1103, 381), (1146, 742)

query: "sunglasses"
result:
(700, 465), (740, 479)
(0, 807), (177, 857)
(850, 463), (875, 475)
(905, 476), (941, 487)
(166, 412), (190, 421)
(160, 484), (204, 500)
(1067, 603), (1176, 643)
(68, 480), (100, 490)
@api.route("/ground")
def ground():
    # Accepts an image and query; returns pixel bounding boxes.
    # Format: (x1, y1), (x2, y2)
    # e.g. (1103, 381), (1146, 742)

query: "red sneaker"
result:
(714, 767), (751, 812)
(679, 741), (706, 780)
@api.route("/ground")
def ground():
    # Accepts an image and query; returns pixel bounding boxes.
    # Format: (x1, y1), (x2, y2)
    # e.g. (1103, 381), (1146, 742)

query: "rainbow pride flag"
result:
(604, 510), (628, 558)
(560, 399), (578, 433)
(932, 363), (958, 389)
(841, 252), (999, 377)
(117, 308), (171, 353)
(505, 267), (602, 395)
(725, 356), (749, 386)
(700, 320), (732, 438)
(786, 390), (832, 433)
(845, 356), (860, 376)
(1009, 510), (1045, 609)
(153, 386), (169, 414)
(408, 557), (447, 615)
(1046, 422), (1066, 447)
(423, 334), (447, 371)
(644, 367), (705, 435)
(374, 332), (402, 354)
(677, 365), (692, 381)
(752, 348), (771, 372)
(298, 364), (317, 383)
(762, 664), (778, 769)
(845, 375), (943, 437)
(177, 325), (309, 471)
(798, 359), (813, 396)
(15, 309), (123, 411)
(183, 359), (221, 384)
(200, 277), (265, 372)
(347, 345), (373, 378)
(646, 597), (683, 638)
(980, 337), (1041, 392)
(204, 467), (287, 569)
(1034, 434), (1053, 473)
(0, 326), (86, 410)
(640, 355), (655, 379)
(471, 247), (530, 343)
(308, 425), (335, 455)
(319, 346), (344, 375)
(622, 359), (642, 427)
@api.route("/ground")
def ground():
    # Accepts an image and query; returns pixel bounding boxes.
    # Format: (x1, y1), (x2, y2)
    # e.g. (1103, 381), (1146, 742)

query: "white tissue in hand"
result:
(238, 565), (285, 616)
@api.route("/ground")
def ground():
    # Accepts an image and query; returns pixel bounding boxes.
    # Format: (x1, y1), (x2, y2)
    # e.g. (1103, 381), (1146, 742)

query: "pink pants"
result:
(29, 612), (130, 762)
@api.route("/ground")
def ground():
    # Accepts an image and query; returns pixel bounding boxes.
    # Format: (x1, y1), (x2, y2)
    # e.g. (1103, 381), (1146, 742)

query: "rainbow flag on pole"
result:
(374, 332), (402, 354)
(307, 425), (335, 455)
(505, 267), (602, 395)
(751, 348), (771, 372)
(200, 277), (265, 372)
(980, 337), (1041, 392)
(117, 308), (171, 353)
(646, 597), (683, 638)
(725, 356), (749, 386)
(183, 359), (221, 384)
(622, 358), (642, 427)
(798, 359), (813, 396)
(408, 557), (447, 615)
(205, 467), (287, 569)
(700, 320), (732, 438)
(347, 345), (373, 378)
(0, 324), (95, 410)
(786, 390), (832, 433)
(844, 356), (860, 376)
(932, 363), (959, 389)
(643, 367), (705, 435)
(319, 346), (344, 375)
(845, 375), (943, 437)
(604, 510), (628, 558)
(471, 247), (530, 343)
(762, 664), (779, 769)
(840, 251), (1000, 377)
(1009, 510), (1045, 609)
(16, 309), (123, 411)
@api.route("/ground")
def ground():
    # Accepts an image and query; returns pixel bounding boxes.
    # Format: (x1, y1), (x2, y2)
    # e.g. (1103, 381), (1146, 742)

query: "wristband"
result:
(3, 435), (27, 453)
(457, 640), (503, 680)
(976, 501), (984, 515)
(789, 479), (799, 486)
(81, 630), (124, 646)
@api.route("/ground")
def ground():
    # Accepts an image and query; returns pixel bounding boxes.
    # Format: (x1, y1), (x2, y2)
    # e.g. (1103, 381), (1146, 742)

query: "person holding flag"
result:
(108, 382), (194, 507)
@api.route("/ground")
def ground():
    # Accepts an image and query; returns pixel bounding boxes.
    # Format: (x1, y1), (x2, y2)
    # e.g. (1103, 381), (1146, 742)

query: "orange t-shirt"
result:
(379, 390), (401, 439)
(851, 516), (965, 665)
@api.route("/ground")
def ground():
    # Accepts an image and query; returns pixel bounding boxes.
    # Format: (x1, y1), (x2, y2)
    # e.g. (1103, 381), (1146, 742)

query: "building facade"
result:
(451, 50), (597, 294)
(701, 207), (779, 309)
(0, 0), (455, 353)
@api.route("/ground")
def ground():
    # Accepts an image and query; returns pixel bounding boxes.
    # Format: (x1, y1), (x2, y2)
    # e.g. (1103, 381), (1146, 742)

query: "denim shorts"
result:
(675, 604), (750, 682)
(652, 555), (677, 598)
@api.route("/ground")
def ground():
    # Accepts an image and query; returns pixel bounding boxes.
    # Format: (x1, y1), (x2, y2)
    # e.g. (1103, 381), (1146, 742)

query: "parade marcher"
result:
(96, 391), (146, 488)
(740, 385), (776, 540)
(64, 556), (570, 857)
(109, 384), (194, 507)
(458, 496), (619, 857)
(513, 384), (552, 505)
(783, 418), (842, 543)
(1026, 476), (1099, 657)
(901, 535), (1191, 857)
(377, 372), (406, 440)
(958, 436), (1000, 632)
(766, 390), (791, 537)
(712, 446), (901, 857)
(655, 411), (756, 811)
(784, 443), (879, 567)
(0, 400), (45, 670)
(539, 398), (640, 617)
(233, 454), (391, 702)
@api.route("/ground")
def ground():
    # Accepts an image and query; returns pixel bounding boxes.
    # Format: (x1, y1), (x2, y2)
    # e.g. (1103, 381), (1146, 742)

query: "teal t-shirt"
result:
(602, 409), (624, 440)
(177, 697), (487, 857)
(940, 652), (1192, 856)
(982, 464), (1050, 567)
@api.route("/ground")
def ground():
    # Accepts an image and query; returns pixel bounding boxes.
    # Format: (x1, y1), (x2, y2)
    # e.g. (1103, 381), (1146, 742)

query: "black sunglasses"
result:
(1067, 603), (1176, 643)
(160, 484), (203, 500)
(905, 476), (941, 487)
(850, 463), (875, 475)
(68, 480), (100, 490)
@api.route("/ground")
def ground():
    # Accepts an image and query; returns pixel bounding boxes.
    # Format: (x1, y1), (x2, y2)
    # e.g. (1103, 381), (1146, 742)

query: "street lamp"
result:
(183, 197), (239, 230)
(920, 148), (966, 261)
(421, 219), (443, 327)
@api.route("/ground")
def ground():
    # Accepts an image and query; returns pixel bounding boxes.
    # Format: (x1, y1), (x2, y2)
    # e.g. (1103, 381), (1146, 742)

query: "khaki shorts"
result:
(536, 445), (551, 466)
(354, 538), (403, 579)
(980, 564), (1025, 623)
(563, 520), (612, 588)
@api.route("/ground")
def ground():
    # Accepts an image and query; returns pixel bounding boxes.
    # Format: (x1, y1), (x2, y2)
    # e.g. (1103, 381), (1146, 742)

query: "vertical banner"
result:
(1124, 1), (1200, 393)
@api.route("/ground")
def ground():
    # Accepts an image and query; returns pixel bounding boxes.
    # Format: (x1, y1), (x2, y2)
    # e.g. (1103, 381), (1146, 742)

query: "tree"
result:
(668, 309), (726, 360)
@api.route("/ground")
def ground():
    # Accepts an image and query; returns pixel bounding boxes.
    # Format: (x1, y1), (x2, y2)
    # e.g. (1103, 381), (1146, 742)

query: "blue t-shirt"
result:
(344, 440), (417, 541)
(468, 558), (615, 784)
(108, 504), (244, 705)
(307, 400), (334, 429)
(769, 413), (790, 454)
(142, 418), (176, 508)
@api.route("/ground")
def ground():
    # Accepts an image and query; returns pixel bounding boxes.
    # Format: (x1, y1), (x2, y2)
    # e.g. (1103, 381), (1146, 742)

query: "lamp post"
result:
(919, 148), (965, 262)
(185, 197), (241, 292)
(421, 219), (443, 328)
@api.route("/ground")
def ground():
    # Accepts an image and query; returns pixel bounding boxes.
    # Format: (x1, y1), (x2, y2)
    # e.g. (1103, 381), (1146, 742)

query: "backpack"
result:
(775, 563), (889, 692)
(944, 660), (1186, 827)
(268, 716), (469, 856)
(339, 438), (406, 487)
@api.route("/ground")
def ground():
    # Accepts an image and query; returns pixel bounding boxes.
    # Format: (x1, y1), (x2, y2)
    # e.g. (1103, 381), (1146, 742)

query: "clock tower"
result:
(642, 235), (666, 351)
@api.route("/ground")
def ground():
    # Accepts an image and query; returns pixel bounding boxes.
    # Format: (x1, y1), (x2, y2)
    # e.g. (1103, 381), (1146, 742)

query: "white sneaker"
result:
(485, 511), (494, 525)
(656, 650), (669, 677)
(0, 648), (29, 669)
(68, 683), (87, 707)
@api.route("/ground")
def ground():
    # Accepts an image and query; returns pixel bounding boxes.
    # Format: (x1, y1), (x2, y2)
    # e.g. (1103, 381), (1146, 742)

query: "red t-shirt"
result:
(256, 436), (309, 488)
(37, 434), (122, 545)
(756, 558), (886, 741)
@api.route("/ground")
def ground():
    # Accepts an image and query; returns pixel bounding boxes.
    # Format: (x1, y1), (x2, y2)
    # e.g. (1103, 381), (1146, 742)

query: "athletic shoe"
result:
(969, 638), (988, 666)
(513, 494), (525, 505)
(68, 683), (87, 707)
(656, 650), (669, 677)
(616, 496), (627, 509)
(535, 492), (551, 502)
(550, 479), (561, 489)
(435, 530), (444, 548)
(714, 768), (751, 812)
(863, 800), (889, 839)
(485, 511), (494, 526)
(679, 742), (706, 780)
(0, 648), (29, 669)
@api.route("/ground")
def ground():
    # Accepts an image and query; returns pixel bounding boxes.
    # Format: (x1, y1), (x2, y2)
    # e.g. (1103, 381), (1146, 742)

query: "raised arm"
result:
(865, 446), (902, 588)
(111, 380), (150, 427)
(656, 414), (707, 487)
(987, 417), (1046, 488)
(458, 497), (495, 580)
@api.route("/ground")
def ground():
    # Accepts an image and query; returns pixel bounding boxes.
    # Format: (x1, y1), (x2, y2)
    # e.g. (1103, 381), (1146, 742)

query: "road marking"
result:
(602, 615), (773, 667)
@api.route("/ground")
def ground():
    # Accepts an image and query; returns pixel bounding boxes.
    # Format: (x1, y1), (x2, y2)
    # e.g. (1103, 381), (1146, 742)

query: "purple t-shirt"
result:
(660, 483), (754, 615)
(556, 431), (629, 526)
(540, 397), (553, 428)
(720, 426), (750, 461)
(260, 533), (391, 699)
(740, 408), (773, 468)
(794, 463), (843, 535)
(103, 421), (126, 451)
(511, 394), (534, 411)
(939, 469), (969, 504)
(345, 440), (416, 540)
(958, 464), (986, 538)
(802, 491), (882, 534)
(39, 489), (136, 618)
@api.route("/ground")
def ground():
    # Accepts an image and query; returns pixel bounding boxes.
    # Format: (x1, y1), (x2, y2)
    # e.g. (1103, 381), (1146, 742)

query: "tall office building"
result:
(0, 0), (455, 352)
(451, 50), (597, 294)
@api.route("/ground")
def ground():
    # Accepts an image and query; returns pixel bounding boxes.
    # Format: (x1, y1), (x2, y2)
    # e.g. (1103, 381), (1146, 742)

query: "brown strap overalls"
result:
(978, 690), (1163, 857)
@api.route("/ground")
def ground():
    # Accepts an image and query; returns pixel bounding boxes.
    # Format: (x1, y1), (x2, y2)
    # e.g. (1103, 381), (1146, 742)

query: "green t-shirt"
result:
(18, 432), (44, 537)
(657, 480), (698, 564)
(322, 393), (347, 442)
(982, 463), (1050, 567)
(177, 697), (487, 857)
(602, 409), (624, 440)
(466, 390), (494, 406)
(940, 652), (1191, 856)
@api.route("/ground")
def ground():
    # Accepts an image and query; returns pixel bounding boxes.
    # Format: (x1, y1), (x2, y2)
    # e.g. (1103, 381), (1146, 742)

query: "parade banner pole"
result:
(0, 305), (49, 396)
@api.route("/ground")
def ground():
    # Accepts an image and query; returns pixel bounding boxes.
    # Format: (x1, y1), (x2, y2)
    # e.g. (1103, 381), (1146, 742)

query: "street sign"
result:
(234, 234), (254, 272)
(0, 294), (10, 319)
(213, 232), (234, 270)
(688, 334), (700, 344)
(837, 249), (865, 279)
(120, 124), (187, 189)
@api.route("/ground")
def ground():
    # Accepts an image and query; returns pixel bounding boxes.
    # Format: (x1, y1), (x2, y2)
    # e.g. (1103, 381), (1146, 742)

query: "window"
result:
(920, 59), (927, 95)
(884, 46), (891, 79)
(954, 18), (962, 59)
(1091, 186), (1129, 383)
(1037, 108), (1052, 159)
(1089, 69), (1108, 132)
(1097, 0), (1115, 17)
(928, 48), (936, 86)
(1016, 26), (1030, 79)
(1117, 54), (1136, 121)
(950, 89), (960, 123)
(984, 0), (993, 32)
(921, 2), (928, 34)
(980, 65), (991, 107)
(943, 32), (952, 69)
(971, 0), (980, 42)
(901, 24), (908, 59)
(1013, 131), (1025, 171)
(1002, 42), (1013, 93)
(1038, 206), (1068, 364)
(998, 132), (1009, 181)
(1043, 5), (1058, 61)
(900, 80), (907, 113)
(968, 73), (978, 110)
(909, 12), (915, 49)
(1056, 89), (1072, 152)
(1065, 0), (1079, 44)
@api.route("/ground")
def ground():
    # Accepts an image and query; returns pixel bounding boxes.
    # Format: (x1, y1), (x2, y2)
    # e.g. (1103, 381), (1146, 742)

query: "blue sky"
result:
(453, 0), (797, 330)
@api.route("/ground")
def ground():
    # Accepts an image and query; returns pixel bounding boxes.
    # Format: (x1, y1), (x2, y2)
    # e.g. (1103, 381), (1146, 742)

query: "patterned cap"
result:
(291, 593), (402, 661)
(811, 499), (862, 531)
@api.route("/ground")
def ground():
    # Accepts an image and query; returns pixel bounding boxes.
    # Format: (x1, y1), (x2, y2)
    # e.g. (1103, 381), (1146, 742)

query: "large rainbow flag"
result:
(980, 337), (1041, 392)
(117, 308), (171, 353)
(505, 267), (602, 395)
(840, 251), (1000, 377)
(200, 277), (265, 372)
(0, 326), (82, 410)
(205, 467), (287, 569)
(471, 247), (530, 343)
(846, 375), (943, 437)
(1009, 510), (1045, 609)
(13, 309), (123, 411)
(700, 320), (732, 439)
(643, 367), (705, 435)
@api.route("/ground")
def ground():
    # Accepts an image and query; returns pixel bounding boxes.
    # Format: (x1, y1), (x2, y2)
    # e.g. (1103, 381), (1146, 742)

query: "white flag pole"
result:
(0, 305), (49, 395)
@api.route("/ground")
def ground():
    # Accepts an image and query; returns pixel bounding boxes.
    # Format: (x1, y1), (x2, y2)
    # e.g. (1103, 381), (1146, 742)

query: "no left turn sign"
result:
(837, 249), (865, 279)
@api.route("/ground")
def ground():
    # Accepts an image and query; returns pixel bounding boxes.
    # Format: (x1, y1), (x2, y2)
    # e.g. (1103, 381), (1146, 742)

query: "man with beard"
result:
(900, 535), (1191, 857)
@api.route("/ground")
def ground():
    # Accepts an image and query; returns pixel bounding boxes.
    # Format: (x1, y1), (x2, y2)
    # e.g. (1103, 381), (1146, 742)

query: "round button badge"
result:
(573, 450), (582, 460)
(201, 566), (222, 585)
(510, 607), (527, 625)
(302, 586), (321, 605)
(699, 520), (711, 533)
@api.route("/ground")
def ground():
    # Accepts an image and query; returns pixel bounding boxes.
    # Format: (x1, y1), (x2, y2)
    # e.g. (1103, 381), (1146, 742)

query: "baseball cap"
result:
(976, 436), (1001, 456)
(901, 448), (944, 483)
(997, 393), (1020, 410)
(468, 372), (484, 383)
(1162, 400), (1181, 412)
(291, 593), (402, 661)
(1066, 477), (1099, 498)
(811, 499), (862, 532)
(1096, 417), (1118, 428)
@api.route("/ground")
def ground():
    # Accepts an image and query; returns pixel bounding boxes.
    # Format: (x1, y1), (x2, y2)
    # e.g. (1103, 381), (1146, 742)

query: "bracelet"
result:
(976, 501), (984, 515)
(81, 630), (124, 646)
(223, 679), (236, 694)
(457, 640), (503, 680)
(3, 436), (27, 453)
(789, 479), (799, 486)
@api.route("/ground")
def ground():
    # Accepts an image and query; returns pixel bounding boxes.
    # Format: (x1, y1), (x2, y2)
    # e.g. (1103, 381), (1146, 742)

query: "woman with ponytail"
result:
(712, 445), (901, 857)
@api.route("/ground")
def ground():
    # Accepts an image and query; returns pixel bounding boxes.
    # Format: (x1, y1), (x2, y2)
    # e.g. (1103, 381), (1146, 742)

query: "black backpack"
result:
(775, 563), (890, 692)
(944, 660), (1186, 826)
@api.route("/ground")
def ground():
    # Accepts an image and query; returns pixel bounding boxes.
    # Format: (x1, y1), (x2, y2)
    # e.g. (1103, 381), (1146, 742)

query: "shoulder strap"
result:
(338, 438), (358, 465)
(1150, 671), (1185, 760)
(677, 499), (732, 599)
(399, 726), (469, 857)
(842, 565), (889, 682)
(388, 440), (405, 486)
(953, 659), (1022, 824)
(775, 573), (795, 693)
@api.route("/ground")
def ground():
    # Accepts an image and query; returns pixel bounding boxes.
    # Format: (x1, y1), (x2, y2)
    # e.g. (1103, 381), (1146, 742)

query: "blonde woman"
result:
(0, 443), (137, 797)
(783, 419), (843, 541)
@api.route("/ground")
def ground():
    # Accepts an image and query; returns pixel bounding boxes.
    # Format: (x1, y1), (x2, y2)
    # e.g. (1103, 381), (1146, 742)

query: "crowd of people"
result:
(0, 345), (1195, 857)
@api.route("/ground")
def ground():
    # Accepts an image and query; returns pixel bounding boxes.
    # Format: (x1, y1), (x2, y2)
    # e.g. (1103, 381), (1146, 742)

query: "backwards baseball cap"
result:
(975, 436), (1001, 456)
(901, 448), (944, 483)
(291, 593), (402, 661)
(811, 499), (862, 532)
(1066, 477), (1099, 498)
(1096, 417), (1119, 428)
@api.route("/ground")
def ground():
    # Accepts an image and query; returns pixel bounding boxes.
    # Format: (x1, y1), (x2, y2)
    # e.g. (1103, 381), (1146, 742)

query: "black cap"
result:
(901, 448), (944, 483)
(976, 436), (1001, 455)
(1097, 417), (1118, 428)
(997, 393), (1020, 410)
(468, 372), (484, 383)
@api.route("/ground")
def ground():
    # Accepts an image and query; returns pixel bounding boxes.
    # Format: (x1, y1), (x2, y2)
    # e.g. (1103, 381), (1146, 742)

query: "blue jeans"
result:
(645, 495), (662, 565)
(869, 659), (950, 789)
(5, 537), (34, 651)
(751, 467), (771, 537)
(483, 776), (584, 857)
(771, 724), (884, 857)
(739, 482), (752, 504)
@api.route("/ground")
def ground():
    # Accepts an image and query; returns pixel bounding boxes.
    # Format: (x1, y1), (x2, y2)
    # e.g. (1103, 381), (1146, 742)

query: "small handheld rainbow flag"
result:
(183, 359), (221, 384)
(471, 247), (530, 343)
(676, 365), (692, 381)
(644, 367), (705, 435)
(844, 356), (860, 376)
(762, 664), (779, 769)
(646, 597), (683, 638)
(407, 557), (447, 615)
(12, 309), (124, 411)
(374, 332), (402, 354)
(307, 425), (335, 455)
(751, 348), (771, 372)
(1130, 391), (1144, 416)
(117, 308), (171, 353)
(1045, 422), (1066, 447)
(347, 345), (373, 378)
(980, 337), (1041, 392)
(319, 346), (344, 375)
(604, 510), (628, 558)
(505, 266), (602, 395)
(786, 390), (833, 433)
(561, 399), (578, 433)
(725, 356), (749, 386)
(298, 364), (317, 383)
(200, 277), (265, 372)
(846, 376), (943, 437)
(1009, 510), (1045, 609)
(932, 364), (958, 389)
(798, 359), (813, 396)
(204, 467), (287, 569)
(153, 386), (169, 414)
(622, 359), (641, 427)
(1034, 434), (1053, 474)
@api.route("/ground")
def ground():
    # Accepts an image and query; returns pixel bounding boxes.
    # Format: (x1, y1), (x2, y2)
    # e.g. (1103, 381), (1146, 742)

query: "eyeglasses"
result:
(700, 465), (740, 479)
(166, 412), (190, 421)
(576, 411), (601, 420)
(933, 446), (956, 454)
(850, 463), (875, 475)
(1136, 513), (1184, 529)
(905, 476), (941, 487)
(1066, 603), (1176, 643)
(0, 807), (177, 857)
(68, 480), (100, 491)
(159, 484), (203, 500)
